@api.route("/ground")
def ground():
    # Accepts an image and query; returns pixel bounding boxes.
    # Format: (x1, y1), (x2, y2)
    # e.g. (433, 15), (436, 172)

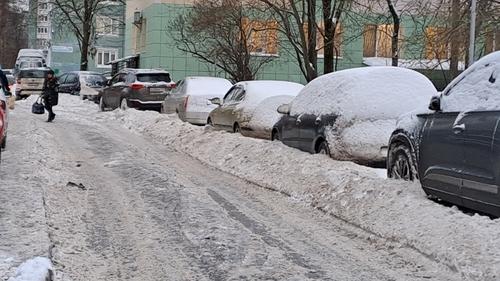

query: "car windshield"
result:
(137, 73), (171, 83)
(19, 70), (49, 78)
(82, 74), (107, 87)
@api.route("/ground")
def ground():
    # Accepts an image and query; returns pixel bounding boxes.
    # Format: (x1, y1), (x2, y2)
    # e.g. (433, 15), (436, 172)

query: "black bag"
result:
(32, 98), (45, 114)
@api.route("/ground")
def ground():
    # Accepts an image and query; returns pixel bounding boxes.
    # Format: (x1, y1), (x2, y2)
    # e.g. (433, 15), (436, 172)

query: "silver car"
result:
(161, 77), (232, 125)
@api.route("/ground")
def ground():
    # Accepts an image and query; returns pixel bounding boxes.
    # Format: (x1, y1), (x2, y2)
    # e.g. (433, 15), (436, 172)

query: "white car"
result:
(161, 77), (233, 125)
(208, 80), (304, 139)
(272, 67), (438, 166)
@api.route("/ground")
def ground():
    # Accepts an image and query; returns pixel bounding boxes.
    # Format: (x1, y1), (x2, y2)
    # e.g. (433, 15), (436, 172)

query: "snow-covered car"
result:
(58, 71), (107, 102)
(272, 66), (437, 167)
(208, 81), (304, 139)
(98, 69), (176, 112)
(387, 51), (500, 217)
(161, 77), (232, 125)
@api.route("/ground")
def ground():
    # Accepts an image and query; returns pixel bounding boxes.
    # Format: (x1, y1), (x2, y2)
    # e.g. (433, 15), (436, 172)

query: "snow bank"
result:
(247, 95), (295, 137)
(103, 106), (500, 280)
(8, 257), (52, 281)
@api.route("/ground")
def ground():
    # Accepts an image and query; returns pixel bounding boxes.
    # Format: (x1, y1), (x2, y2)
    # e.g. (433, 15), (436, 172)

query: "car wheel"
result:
(388, 144), (416, 181)
(120, 99), (129, 111)
(1, 135), (6, 150)
(99, 97), (106, 112)
(207, 117), (213, 126)
(316, 140), (330, 156)
(271, 129), (280, 141)
(160, 104), (166, 114)
(233, 123), (241, 134)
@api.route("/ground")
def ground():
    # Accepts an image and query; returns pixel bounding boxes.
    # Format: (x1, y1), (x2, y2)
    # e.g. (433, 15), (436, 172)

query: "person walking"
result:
(0, 68), (10, 94)
(42, 70), (59, 122)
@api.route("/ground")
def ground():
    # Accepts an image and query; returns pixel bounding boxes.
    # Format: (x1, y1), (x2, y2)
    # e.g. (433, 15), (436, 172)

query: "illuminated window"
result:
(425, 26), (449, 60)
(243, 18), (279, 55)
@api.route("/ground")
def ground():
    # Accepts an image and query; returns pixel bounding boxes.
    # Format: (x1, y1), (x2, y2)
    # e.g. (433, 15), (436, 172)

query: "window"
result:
(443, 63), (499, 112)
(39, 3), (48, 10)
(425, 26), (449, 60)
(39, 15), (48, 22)
(309, 22), (343, 57)
(37, 27), (48, 34)
(363, 24), (403, 58)
(96, 49), (118, 68)
(96, 16), (120, 36)
(243, 18), (278, 55)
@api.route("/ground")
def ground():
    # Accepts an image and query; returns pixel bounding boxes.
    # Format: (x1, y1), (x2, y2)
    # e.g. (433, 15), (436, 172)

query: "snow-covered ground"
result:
(104, 101), (500, 280)
(2, 94), (500, 280)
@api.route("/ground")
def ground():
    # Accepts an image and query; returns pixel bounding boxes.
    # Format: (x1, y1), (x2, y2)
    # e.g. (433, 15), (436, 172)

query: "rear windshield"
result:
(19, 61), (43, 68)
(18, 70), (49, 78)
(82, 74), (107, 87)
(137, 73), (171, 83)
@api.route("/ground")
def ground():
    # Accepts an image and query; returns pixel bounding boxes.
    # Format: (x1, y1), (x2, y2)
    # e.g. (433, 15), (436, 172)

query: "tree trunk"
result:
(386, 0), (399, 67)
(80, 31), (90, 71)
(449, 0), (461, 79)
(323, 0), (334, 74)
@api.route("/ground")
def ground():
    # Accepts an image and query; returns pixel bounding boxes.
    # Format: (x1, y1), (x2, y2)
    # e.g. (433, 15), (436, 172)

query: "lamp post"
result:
(468, 0), (477, 66)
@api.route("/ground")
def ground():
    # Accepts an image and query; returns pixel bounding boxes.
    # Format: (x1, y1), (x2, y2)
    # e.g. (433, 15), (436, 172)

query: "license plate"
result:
(149, 88), (165, 94)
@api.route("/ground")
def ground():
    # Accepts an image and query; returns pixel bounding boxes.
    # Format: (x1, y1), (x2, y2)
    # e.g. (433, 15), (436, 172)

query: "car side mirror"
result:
(210, 97), (222, 106)
(277, 104), (291, 115)
(428, 96), (441, 111)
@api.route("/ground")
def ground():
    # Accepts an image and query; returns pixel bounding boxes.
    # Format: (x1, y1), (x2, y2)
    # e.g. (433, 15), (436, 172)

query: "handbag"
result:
(32, 97), (45, 114)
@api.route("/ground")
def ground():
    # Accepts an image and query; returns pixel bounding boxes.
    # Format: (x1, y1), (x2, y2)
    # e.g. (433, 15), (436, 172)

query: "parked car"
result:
(58, 71), (107, 102)
(208, 80), (304, 138)
(161, 77), (232, 125)
(98, 69), (176, 111)
(387, 51), (500, 216)
(272, 67), (437, 167)
(15, 68), (51, 100)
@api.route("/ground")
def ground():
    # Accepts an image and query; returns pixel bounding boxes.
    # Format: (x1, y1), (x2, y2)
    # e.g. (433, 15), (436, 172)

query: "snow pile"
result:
(7, 257), (52, 281)
(104, 106), (500, 280)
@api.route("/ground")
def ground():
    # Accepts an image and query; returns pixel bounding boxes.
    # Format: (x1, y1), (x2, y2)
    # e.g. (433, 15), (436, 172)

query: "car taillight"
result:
(168, 82), (176, 89)
(130, 83), (144, 91)
(183, 96), (189, 110)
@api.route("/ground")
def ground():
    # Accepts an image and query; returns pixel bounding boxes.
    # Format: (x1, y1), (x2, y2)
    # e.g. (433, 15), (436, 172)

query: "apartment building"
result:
(28, 0), (125, 73)
(125, 0), (499, 89)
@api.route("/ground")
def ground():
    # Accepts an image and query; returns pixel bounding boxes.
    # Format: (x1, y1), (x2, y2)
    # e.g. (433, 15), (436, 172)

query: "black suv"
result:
(387, 51), (500, 216)
(98, 69), (175, 111)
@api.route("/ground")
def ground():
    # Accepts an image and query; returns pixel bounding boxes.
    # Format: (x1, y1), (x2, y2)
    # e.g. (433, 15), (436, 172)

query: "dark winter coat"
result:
(0, 69), (10, 93)
(42, 77), (59, 106)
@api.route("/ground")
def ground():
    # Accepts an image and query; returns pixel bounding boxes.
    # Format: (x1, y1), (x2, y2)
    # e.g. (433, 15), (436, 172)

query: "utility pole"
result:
(468, 0), (477, 66)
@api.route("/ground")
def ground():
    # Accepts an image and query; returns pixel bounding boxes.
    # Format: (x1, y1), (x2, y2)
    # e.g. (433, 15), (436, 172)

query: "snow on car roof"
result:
(185, 77), (232, 97)
(123, 68), (170, 74)
(290, 66), (438, 120)
(237, 80), (304, 105)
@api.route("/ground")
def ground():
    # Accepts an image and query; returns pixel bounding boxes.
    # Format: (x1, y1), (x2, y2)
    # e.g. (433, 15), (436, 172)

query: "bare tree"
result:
(386, 0), (400, 66)
(171, 0), (275, 82)
(321, 0), (349, 73)
(48, 0), (124, 70)
(257, 0), (319, 82)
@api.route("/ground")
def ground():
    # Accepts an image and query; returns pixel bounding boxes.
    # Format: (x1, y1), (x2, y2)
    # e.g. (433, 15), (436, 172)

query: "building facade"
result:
(125, 0), (499, 89)
(28, 0), (125, 74)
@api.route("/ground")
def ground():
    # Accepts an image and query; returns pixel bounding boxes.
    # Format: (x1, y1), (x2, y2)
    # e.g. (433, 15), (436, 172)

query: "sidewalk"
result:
(0, 110), (52, 280)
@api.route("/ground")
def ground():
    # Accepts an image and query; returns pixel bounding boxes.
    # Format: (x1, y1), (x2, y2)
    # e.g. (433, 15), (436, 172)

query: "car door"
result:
(103, 74), (122, 107)
(418, 108), (465, 205)
(213, 86), (241, 131)
(451, 64), (500, 210)
(280, 102), (301, 149)
(66, 73), (80, 94)
(296, 113), (321, 153)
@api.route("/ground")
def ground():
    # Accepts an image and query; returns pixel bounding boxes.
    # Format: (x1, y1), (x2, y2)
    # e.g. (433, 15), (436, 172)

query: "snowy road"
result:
(2, 96), (462, 280)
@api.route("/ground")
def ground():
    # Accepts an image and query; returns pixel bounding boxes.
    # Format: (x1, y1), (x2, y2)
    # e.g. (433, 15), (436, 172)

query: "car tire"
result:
(388, 143), (417, 181)
(120, 99), (129, 111)
(271, 129), (280, 141)
(316, 140), (330, 156)
(1, 135), (6, 150)
(233, 123), (241, 134)
(99, 97), (107, 112)
(160, 104), (166, 114)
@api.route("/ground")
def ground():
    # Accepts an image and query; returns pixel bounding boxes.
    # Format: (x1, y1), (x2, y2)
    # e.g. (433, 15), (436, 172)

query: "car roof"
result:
(65, 71), (104, 76)
(120, 68), (170, 75)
